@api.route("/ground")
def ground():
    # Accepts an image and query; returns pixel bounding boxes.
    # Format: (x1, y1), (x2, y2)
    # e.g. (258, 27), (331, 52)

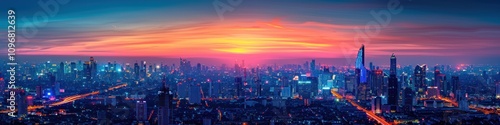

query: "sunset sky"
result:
(2, 0), (500, 65)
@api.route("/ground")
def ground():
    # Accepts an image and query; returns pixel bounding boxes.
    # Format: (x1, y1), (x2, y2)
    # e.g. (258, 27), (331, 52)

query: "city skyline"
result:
(2, 1), (500, 125)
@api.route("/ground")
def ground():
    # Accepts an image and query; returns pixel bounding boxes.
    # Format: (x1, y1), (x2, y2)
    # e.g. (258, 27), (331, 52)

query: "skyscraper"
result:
(135, 100), (148, 124)
(189, 83), (201, 104)
(356, 45), (365, 70)
(83, 61), (92, 82)
(141, 61), (147, 78)
(355, 45), (368, 100)
(387, 54), (398, 112)
(235, 77), (243, 98)
(16, 89), (27, 117)
(371, 68), (384, 96)
(355, 45), (367, 83)
(451, 76), (460, 96)
(426, 68), (440, 98)
(307, 77), (319, 98)
(158, 78), (172, 125)
(89, 57), (97, 80)
(70, 62), (77, 80)
(414, 65), (426, 96)
(372, 96), (382, 114)
(310, 59), (316, 71)
(456, 90), (469, 111)
(433, 68), (446, 97)
(134, 63), (140, 80)
(390, 53), (396, 75)
(388, 75), (398, 106)
(59, 62), (65, 81)
(402, 88), (414, 112)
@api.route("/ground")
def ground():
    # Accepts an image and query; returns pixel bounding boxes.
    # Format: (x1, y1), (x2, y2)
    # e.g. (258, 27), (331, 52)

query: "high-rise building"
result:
(59, 62), (65, 81)
(388, 75), (398, 106)
(70, 62), (77, 80)
(369, 62), (374, 71)
(235, 77), (243, 98)
(89, 57), (97, 80)
(50, 75), (56, 94)
(414, 65), (426, 96)
(189, 83), (201, 104)
(177, 81), (189, 99)
(390, 53), (396, 75)
(253, 76), (262, 97)
(158, 78), (172, 125)
(456, 90), (469, 111)
(355, 45), (368, 101)
(135, 100), (148, 124)
(371, 68), (384, 96)
(345, 75), (357, 95)
(134, 62), (140, 80)
(451, 76), (460, 96)
(211, 80), (221, 98)
(356, 45), (365, 70)
(355, 45), (367, 83)
(310, 59), (316, 71)
(83, 61), (92, 82)
(318, 70), (333, 91)
(400, 73), (409, 89)
(308, 77), (319, 98)
(402, 88), (414, 112)
(372, 96), (382, 114)
(427, 68), (443, 98)
(434, 68), (446, 97)
(16, 89), (28, 117)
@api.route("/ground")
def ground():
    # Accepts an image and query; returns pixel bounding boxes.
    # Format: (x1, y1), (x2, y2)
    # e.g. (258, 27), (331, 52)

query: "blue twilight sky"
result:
(1, 0), (500, 65)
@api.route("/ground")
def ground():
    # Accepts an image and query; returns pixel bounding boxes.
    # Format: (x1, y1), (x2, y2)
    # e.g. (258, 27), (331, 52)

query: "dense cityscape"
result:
(2, 0), (500, 125)
(0, 45), (499, 124)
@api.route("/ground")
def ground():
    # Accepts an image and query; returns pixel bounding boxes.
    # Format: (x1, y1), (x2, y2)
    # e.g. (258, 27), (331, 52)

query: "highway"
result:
(331, 90), (392, 125)
(436, 96), (498, 115)
(1, 83), (128, 114)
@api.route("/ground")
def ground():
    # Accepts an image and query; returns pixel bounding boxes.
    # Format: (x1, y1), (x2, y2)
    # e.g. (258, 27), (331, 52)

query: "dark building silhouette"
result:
(451, 76), (460, 95)
(414, 65), (426, 96)
(235, 77), (243, 98)
(388, 75), (398, 106)
(158, 77), (172, 125)
(390, 54), (396, 75)
(402, 87), (414, 112)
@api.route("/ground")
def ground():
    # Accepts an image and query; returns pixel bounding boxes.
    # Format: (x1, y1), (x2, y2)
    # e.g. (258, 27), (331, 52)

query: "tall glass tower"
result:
(355, 45), (367, 83)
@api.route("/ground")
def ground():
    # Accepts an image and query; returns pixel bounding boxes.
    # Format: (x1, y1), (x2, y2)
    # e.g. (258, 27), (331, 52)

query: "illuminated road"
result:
(1, 83), (128, 113)
(435, 96), (498, 115)
(331, 90), (391, 125)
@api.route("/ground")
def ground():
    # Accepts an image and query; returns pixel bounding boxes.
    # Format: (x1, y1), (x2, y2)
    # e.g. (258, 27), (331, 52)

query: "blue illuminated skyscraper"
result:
(355, 45), (367, 83)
